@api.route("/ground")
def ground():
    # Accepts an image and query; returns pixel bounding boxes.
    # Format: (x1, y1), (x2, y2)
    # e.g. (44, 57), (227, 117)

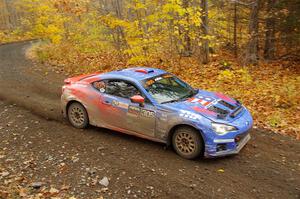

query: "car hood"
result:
(164, 90), (242, 121)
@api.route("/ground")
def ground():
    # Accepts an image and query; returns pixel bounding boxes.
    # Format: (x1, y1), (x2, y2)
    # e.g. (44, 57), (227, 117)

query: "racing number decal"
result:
(128, 106), (155, 118)
(112, 101), (155, 118)
(141, 109), (155, 118)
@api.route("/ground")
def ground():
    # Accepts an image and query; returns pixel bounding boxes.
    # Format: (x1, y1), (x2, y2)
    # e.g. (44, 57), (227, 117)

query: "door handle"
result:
(103, 100), (111, 105)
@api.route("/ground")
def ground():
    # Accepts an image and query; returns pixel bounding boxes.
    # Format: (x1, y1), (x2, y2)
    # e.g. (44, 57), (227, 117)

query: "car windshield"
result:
(142, 74), (197, 104)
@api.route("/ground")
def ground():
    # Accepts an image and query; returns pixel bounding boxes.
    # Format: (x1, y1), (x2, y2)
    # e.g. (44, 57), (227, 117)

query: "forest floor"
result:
(0, 41), (299, 199)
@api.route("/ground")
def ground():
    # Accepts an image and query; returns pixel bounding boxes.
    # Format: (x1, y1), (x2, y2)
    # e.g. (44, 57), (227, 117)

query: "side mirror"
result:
(130, 95), (145, 106)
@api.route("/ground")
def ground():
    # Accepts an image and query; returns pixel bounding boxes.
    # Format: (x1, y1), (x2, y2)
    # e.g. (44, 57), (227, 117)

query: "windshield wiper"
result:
(179, 89), (197, 101)
(161, 90), (197, 104)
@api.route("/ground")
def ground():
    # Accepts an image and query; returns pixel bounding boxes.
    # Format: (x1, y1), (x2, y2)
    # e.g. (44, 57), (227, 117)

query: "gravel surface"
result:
(0, 41), (299, 198)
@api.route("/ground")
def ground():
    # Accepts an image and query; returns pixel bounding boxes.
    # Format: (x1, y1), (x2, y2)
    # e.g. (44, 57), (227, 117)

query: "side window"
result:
(93, 80), (106, 93)
(106, 80), (141, 99)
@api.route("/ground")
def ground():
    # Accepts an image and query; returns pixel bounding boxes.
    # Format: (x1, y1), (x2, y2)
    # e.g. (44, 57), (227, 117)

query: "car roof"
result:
(98, 67), (167, 81)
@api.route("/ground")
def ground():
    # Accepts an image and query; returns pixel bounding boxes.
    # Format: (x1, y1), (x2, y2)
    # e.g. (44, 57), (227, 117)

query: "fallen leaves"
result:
(0, 171), (10, 177)
(0, 190), (9, 198)
(19, 188), (28, 197)
(217, 169), (225, 173)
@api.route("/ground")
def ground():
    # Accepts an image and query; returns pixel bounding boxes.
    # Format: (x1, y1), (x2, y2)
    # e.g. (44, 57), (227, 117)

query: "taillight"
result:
(62, 85), (66, 93)
(64, 79), (71, 84)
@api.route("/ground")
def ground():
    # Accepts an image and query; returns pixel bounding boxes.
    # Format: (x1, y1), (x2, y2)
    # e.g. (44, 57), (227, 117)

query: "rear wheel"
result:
(172, 127), (203, 159)
(67, 102), (89, 129)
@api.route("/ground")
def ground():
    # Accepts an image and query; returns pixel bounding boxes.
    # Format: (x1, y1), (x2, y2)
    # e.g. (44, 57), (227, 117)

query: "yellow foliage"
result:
(218, 70), (235, 81)
(3, 0), (299, 139)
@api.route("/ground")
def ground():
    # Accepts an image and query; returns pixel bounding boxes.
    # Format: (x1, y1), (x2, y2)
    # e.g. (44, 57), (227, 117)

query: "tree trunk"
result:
(246, 0), (260, 65)
(111, 0), (128, 52)
(233, 1), (238, 57)
(201, 0), (209, 64)
(264, 0), (276, 60)
(181, 0), (192, 57)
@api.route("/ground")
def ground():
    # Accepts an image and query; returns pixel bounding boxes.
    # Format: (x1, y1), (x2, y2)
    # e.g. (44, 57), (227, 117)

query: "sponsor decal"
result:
(112, 100), (129, 109)
(193, 106), (217, 116)
(146, 79), (155, 86)
(146, 74), (173, 87)
(154, 77), (163, 81)
(128, 105), (140, 115)
(188, 97), (215, 107)
(112, 100), (118, 106)
(179, 110), (201, 120)
(128, 106), (155, 118)
(99, 88), (105, 93)
(118, 102), (129, 109)
(162, 74), (173, 78)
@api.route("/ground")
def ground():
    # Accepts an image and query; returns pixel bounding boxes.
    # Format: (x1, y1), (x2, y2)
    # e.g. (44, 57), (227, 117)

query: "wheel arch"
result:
(66, 100), (90, 121)
(167, 124), (205, 147)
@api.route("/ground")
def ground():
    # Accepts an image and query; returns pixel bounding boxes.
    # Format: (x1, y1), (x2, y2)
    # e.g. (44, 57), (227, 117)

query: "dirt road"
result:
(0, 41), (299, 198)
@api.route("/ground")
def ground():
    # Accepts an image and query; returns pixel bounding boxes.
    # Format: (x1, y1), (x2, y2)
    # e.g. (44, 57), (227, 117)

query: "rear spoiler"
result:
(64, 72), (101, 84)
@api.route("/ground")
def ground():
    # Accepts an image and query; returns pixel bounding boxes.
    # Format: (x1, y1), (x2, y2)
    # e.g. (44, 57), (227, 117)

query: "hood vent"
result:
(207, 103), (243, 119)
(230, 106), (243, 118)
(219, 100), (236, 110)
(207, 105), (229, 119)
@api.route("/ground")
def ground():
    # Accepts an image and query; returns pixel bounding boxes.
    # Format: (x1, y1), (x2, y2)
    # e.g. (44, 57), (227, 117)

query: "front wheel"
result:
(67, 102), (89, 129)
(172, 127), (203, 159)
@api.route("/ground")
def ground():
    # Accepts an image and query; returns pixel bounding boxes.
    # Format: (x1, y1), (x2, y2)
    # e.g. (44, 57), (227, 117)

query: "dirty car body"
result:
(61, 67), (253, 158)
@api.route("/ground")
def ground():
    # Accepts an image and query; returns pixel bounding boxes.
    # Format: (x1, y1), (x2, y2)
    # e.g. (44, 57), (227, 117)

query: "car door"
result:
(96, 80), (131, 129)
(96, 79), (156, 137)
(126, 99), (156, 138)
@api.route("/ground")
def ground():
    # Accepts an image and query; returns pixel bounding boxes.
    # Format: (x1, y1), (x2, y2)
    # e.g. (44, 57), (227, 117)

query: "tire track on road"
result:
(0, 41), (63, 121)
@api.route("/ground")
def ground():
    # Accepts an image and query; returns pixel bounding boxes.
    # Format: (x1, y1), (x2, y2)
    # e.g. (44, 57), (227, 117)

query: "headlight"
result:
(211, 122), (237, 135)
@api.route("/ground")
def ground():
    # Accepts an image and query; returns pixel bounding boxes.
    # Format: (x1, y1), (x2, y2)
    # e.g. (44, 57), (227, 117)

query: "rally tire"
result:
(67, 102), (89, 129)
(172, 127), (203, 159)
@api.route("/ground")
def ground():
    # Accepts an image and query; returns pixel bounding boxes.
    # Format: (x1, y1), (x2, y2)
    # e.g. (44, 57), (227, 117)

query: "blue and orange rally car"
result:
(61, 67), (252, 159)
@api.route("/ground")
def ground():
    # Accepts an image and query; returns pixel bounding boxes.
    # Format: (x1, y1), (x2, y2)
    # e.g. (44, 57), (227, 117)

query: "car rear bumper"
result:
(61, 94), (68, 118)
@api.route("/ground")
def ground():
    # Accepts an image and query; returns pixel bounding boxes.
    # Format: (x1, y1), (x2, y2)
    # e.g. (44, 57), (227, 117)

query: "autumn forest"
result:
(0, 0), (299, 138)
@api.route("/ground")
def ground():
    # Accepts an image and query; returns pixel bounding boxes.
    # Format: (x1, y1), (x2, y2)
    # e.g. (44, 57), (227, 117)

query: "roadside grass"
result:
(29, 42), (300, 139)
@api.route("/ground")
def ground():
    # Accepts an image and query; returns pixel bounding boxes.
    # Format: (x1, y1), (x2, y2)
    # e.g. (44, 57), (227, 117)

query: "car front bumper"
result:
(204, 133), (251, 157)
(202, 107), (253, 158)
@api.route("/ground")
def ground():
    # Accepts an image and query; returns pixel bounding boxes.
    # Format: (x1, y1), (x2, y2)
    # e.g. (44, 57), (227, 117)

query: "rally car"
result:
(61, 67), (252, 159)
